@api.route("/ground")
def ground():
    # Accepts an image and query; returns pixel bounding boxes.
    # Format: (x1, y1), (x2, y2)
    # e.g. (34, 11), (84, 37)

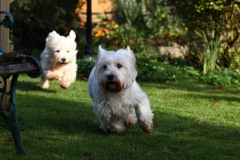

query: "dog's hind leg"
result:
(135, 98), (153, 133)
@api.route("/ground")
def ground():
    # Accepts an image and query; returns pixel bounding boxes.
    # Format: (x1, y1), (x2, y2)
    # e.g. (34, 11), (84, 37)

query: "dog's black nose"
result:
(61, 58), (66, 62)
(107, 74), (114, 81)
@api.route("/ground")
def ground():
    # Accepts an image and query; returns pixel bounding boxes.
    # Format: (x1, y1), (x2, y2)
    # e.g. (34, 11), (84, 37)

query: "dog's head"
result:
(44, 30), (78, 65)
(94, 45), (137, 93)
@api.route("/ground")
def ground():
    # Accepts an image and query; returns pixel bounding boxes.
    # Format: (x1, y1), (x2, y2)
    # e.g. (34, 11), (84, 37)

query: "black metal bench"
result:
(0, 10), (41, 155)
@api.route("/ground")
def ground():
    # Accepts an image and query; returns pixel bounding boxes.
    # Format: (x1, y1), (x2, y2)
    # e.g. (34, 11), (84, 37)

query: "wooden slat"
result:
(0, 62), (38, 75)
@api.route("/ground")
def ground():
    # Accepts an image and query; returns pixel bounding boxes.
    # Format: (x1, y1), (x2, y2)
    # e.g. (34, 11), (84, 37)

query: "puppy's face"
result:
(45, 30), (78, 64)
(95, 46), (137, 93)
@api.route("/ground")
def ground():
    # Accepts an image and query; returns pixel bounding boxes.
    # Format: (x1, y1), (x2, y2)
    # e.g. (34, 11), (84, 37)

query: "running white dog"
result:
(40, 30), (78, 89)
(88, 46), (153, 133)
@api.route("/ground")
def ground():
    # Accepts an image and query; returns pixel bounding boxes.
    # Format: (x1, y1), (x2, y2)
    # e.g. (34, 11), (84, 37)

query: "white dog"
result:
(40, 30), (78, 89)
(88, 46), (153, 133)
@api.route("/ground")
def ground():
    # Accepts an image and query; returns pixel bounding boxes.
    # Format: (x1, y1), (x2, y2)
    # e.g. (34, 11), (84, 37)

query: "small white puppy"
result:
(88, 46), (153, 133)
(40, 30), (78, 89)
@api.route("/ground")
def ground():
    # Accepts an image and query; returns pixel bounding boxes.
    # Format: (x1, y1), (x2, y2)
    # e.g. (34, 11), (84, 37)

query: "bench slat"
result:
(0, 62), (38, 75)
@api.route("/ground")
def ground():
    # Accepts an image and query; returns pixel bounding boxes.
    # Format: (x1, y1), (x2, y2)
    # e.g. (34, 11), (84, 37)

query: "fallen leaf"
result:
(197, 119), (205, 125)
(165, 79), (174, 83)
(211, 86), (226, 89)
(211, 101), (219, 105)
(81, 77), (88, 81)
(0, 137), (11, 142)
(76, 77), (88, 81)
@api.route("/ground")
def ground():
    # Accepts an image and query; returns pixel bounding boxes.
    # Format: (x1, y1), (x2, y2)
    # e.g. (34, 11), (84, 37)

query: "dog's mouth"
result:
(108, 81), (118, 88)
(104, 81), (122, 93)
(59, 61), (68, 65)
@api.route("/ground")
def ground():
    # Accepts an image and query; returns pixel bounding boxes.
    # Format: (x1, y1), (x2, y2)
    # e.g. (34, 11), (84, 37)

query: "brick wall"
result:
(76, 0), (115, 25)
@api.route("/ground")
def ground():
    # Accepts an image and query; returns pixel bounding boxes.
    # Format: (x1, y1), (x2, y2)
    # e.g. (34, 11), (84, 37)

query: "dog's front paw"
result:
(100, 123), (111, 134)
(139, 120), (153, 133)
(104, 128), (112, 134)
(141, 124), (153, 133)
(59, 82), (69, 89)
(101, 123), (125, 133)
(125, 118), (136, 127)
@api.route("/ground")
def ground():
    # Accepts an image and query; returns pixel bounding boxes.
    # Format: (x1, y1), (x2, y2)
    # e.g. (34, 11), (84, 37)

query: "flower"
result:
(112, 24), (119, 29)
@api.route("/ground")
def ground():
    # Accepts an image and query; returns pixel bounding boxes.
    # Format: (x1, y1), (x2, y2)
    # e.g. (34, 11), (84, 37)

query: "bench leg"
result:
(0, 75), (27, 155)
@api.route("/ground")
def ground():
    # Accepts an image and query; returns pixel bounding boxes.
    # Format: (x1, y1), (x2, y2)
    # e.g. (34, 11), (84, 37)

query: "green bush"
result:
(76, 52), (199, 82)
(199, 69), (240, 86)
(135, 52), (199, 82)
(77, 56), (96, 78)
(77, 53), (240, 86)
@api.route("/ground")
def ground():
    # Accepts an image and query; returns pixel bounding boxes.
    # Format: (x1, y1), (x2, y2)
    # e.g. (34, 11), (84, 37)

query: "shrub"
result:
(199, 69), (240, 86)
(135, 52), (199, 82)
(76, 52), (240, 86)
(76, 51), (201, 82)
(77, 56), (96, 78)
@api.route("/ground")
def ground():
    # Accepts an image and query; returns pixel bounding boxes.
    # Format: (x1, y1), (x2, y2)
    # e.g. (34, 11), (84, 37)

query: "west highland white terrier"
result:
(88, 46), (154, 133)
(40, 30), (78, 89)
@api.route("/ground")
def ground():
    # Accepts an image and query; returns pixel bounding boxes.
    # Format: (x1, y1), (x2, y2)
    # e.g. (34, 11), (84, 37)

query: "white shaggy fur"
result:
(88, 46), (153, 133)
(40, 30), (78, 89)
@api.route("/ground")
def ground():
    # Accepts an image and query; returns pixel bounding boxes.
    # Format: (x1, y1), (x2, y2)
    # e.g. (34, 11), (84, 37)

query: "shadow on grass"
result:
(16, 79), (59, 93)
(14, 89), (102, 136)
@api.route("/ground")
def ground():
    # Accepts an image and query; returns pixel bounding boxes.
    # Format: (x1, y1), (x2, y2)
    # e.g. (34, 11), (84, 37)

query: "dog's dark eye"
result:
(103, 65), (107, 69)
(117, 64), (122, 68)
(67, 51), (69, 53)
(56, 50), (60, 52)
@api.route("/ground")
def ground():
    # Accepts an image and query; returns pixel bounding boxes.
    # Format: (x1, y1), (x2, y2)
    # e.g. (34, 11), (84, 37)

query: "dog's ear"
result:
(125, 46), (134, 55)
(68, 30), (76, 40)
(125, 46), (137, 80)
(46, 31), (59, 42)
(98, 45), (106, 54)
(49, 30), (57, 36)
(125, 46), (135, 56)
(126, 46), (131, 52)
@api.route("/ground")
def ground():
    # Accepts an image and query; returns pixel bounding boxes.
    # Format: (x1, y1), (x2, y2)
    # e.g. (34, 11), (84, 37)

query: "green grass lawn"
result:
(1, 74), (240, 159)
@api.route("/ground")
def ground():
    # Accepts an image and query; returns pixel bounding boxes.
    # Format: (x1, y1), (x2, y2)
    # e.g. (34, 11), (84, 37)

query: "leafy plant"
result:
(167, 0), (240, 68)
(176, 66), (200, 80)
(202, 32), (221, 74)
(195, 30), (221, 75)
